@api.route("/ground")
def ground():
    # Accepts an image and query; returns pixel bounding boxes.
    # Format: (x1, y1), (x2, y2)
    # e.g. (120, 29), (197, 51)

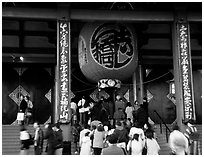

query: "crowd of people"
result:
(19, 122), (63, 155)
(70, 96), (161, 155)
(18, 94), (200, 155)
(71, 96), (200, 155)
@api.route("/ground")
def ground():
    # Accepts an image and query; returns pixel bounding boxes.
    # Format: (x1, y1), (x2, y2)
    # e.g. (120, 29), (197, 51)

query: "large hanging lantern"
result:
(78, 23), (138, 83)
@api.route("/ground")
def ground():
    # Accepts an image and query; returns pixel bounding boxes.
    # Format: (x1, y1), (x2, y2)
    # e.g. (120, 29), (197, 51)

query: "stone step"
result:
(2, 124), (202, 155)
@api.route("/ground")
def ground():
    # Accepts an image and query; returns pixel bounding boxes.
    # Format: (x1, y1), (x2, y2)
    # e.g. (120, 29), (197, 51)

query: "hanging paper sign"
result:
(178, 23), (195, 121)
(58, 20), (70, 123)
(98, 79), (121, 88)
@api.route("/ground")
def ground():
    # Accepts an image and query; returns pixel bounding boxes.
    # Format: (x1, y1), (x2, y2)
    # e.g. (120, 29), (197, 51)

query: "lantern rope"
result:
(123, 71), (171, 86)
(72, 86), (97, 93)
(71, 71), (171, 93)
(71, 73), (97, 87)
(142, 71), (171, 85)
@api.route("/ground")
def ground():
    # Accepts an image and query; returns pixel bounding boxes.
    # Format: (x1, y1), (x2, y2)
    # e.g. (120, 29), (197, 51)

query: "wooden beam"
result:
(2, 7), (202, 22)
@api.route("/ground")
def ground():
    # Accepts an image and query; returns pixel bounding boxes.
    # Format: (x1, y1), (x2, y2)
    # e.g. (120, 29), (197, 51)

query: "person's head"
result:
(145, 130), (154, 139)
(132, 133), (139, 141)
(24, 95), (30, 102)
(85, 131), (90, 137)
(116, 95), (121, 100)
(126, 102), (131, 107)
(104, 125), (108, 132)
(183, 119), (195, 126)
(92, 125), (97, 130)
(143, 97), (147, 103)
(100, 96), (104, 101)
(45, 123), (52, 130)
(172, 122), (180, 131)
(133, 121), (141, 128)
(83, 124), (89, 129)
(107, 133), (118, 144)
(33, 121), (39, 129)
(97, 124), (104, 132)
(20, 94), (24, 101)
(55, 122), (60, 129)
(52, 123), (59, 131)
(115, 121), (122, 127)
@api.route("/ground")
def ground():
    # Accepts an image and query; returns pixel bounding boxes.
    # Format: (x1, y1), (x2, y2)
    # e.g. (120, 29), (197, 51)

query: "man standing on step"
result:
(33, 122), (44, 155)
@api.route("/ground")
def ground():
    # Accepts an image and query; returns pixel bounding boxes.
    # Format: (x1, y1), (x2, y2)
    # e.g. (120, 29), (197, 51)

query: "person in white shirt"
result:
(79, 124), (90, 150)
(169, 123), (189, 155)
(78, 96), (89, 125)
(19, 125), (31, 155)
(145, 129), (160, 155)
(125, 102), (134, 123)
(129, 122), (145, 142)
(80, 132), (92, 155)
(71, 101), (77, 124)
(127, 133), (144, 155)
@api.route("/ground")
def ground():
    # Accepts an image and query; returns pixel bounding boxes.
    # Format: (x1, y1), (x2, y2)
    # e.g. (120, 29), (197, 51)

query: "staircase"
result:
(2, 125), (38, 155)
(154, 124), (172, 155)
(2, 125), (76, 155)
(154, 124), (202, 155)
(2, 124), (202, 155)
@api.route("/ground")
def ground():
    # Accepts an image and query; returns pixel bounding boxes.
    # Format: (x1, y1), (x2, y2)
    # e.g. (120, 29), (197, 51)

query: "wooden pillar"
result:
(138, 65), (144, 104)
(54, 65), (59, 123)
(172, 8), (196, 131)
(132, 71), (137, 102)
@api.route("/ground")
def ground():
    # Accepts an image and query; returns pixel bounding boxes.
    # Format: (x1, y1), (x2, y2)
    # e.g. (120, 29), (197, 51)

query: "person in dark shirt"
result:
(113, 121), (129, 148)
(133, 104), (148, 129)
(53, 122), (63, 155)
(19, 95), (27, 113)
(102, 133), (126, 155)
(113, 107), (126, 123)
(33, 122), (44, 155)
(44, 123), (56, 155)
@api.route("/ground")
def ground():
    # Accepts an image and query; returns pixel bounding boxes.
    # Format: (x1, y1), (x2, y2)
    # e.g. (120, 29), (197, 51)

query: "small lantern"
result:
(169, 79), (175, 95)
(167, 79), (176, 104)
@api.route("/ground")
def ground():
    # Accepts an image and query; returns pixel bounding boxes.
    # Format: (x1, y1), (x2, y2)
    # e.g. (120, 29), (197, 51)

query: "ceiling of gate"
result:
(2, 2), (202, 69)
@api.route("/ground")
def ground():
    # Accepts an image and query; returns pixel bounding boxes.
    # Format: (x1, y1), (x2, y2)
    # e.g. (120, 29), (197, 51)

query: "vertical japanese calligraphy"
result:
(59, 21), (70, 123)
(178, 23), (195, 121)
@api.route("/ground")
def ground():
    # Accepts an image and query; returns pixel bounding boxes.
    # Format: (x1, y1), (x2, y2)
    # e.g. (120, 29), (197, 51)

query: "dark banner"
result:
(58, 20), (71, 123)
(177, 23), (195, 121)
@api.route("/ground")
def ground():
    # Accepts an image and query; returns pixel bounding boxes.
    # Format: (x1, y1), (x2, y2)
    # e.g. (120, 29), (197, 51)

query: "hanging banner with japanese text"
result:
(58, 20), (71, 123)
(177, 23), (195, 121)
